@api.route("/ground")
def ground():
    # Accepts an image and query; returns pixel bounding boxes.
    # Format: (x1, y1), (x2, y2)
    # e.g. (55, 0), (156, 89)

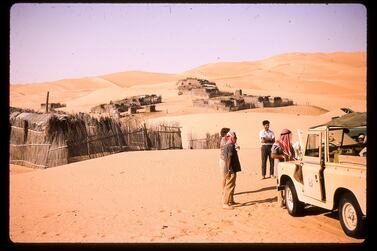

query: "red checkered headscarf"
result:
(275, 129), (292, 157)
(226, 131), (237, 144)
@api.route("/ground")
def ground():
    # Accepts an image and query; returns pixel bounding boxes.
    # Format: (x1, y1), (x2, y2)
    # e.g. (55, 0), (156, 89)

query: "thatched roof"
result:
(10, 112), (53, 130)
(10, 112), (74, 131)
(311, 112), (366, 129)
(10, 106), (40, 114)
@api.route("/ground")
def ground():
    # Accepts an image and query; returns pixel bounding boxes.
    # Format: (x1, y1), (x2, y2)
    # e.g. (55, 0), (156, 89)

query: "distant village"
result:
(34, 77), (293, 120)
(87, 77), (294, 117)
(89, 94), (162, 118)
(177, 77), (294, 111)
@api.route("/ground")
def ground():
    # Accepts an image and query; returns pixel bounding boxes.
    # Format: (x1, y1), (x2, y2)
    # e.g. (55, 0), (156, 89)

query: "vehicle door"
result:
(302, 131), (325, 201)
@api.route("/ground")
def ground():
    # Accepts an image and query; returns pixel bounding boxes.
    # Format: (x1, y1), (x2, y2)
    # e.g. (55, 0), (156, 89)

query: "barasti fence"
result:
(188, 132), (221, 149)
(9, 111), (182, 168)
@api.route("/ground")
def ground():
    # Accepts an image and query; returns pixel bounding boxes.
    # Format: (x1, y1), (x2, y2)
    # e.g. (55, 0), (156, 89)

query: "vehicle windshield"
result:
(328, 127), (366, 162)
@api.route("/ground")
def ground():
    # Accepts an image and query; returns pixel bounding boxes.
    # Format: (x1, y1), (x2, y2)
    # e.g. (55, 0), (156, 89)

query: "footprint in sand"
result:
(42, 213), (54, 218)
(207, 229), (219, 237)
(180, 229), (189, 235)
(150, 234), (163, 241)
(221, 219), (233, 225)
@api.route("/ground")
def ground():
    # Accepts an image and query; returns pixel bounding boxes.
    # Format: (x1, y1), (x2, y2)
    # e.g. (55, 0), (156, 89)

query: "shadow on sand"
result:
(233, 196), (277, 208)
(303, 205), (338, 219)
(234, 186), (276, 196)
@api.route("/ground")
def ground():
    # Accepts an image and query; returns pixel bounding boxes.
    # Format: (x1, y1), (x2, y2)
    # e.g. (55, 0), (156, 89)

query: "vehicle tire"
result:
(338, 192), (365, 238)
(285, 179), (304, 216)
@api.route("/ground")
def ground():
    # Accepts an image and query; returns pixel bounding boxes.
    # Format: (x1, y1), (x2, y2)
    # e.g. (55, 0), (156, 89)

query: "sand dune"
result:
(186, 52), (365, 97)
(100, 71), (184, 88)
(10, 52), (366, 113)
(10, 77), (121, 111)
(9, 51), (366, 243)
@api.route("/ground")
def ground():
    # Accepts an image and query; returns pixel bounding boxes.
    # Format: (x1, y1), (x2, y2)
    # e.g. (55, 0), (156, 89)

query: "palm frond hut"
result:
(10, 112), (69, 168)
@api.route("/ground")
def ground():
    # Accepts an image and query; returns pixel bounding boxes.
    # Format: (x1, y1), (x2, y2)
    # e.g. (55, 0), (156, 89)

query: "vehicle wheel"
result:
(285, 179), (304, 216)
(339, 192), (365, 238)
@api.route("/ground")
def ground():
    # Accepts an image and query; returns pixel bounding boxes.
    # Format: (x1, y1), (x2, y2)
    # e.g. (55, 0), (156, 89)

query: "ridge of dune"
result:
(183, 61), (262, 78)
(264, 51), (366, 67)
(99, 71), (184, 88)
(184, 52), (366, 94)
(87, 77), (122, 88)
(11, 77), (117, 92)
(185, 52), (365, 76)
(10, 77), (124, 111)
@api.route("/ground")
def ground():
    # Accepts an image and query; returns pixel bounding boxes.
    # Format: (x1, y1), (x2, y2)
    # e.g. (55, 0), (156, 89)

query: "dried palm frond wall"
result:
(147, 124), (183, 150)
(187, 132), (221, 149)
(10, 111), (182, 168)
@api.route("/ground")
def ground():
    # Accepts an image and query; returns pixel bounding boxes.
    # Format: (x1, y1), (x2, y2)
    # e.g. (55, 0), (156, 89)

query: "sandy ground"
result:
(9, 149), (363, 243)
(9, 52), (366, 243)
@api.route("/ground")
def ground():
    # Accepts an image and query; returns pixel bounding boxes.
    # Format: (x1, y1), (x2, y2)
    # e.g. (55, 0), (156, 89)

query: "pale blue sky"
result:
(10, 3), (366, 84)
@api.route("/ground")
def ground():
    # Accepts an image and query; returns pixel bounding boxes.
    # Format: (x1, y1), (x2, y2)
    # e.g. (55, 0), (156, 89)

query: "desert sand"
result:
(9, 52), (366, 243)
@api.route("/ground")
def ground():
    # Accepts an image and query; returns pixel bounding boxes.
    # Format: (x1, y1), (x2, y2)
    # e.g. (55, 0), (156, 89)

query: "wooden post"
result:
(87, 136), (91, 159)
(143, 123), (150, 150)
(45, 91), (50, 113)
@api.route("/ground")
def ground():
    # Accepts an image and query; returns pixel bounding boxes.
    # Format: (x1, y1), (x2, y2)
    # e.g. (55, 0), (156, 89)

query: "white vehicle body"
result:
(277, 112), (366, 237)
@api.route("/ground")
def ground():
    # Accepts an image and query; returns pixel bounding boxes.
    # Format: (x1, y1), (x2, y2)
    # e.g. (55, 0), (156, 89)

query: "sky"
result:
(9, 3), (366, 84)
